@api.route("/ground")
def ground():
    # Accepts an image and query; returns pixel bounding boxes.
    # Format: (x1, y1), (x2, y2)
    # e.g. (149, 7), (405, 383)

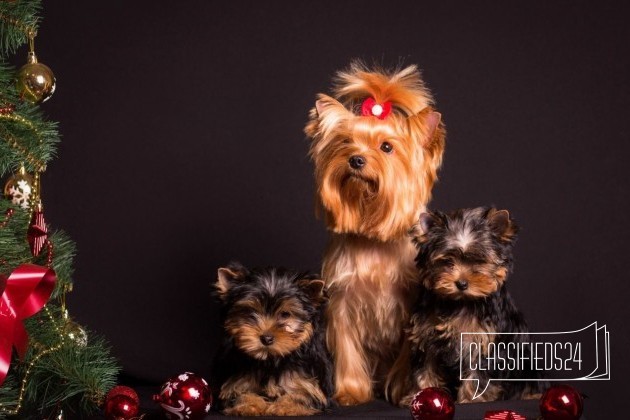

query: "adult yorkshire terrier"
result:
(304, 62), (445, 405)
(212, 262), (333, 416)
(395, 208), (541, 405)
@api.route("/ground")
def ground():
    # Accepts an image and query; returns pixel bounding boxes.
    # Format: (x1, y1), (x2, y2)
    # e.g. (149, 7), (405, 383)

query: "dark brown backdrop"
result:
(31, 1), (630, 417)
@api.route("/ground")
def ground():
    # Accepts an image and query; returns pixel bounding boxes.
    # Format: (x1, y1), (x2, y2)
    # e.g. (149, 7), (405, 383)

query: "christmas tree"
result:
(0, 1), (119, 418)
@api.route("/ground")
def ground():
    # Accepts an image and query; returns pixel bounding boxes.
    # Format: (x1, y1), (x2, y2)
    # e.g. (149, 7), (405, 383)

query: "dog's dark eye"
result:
(278, 311), (291, 319)
(436, 257), (454, 268)
(380, 142), (393, 154)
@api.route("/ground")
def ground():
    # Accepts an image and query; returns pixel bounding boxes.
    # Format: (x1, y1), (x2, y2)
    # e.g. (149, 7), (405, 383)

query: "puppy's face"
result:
(412, 208), (518, 299)
(215, 263), (325, 360)
(307, 96), (444, 241)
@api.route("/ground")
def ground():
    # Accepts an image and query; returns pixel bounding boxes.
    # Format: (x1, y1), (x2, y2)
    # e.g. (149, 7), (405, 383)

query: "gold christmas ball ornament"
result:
(63, 320), (88, 347)
(4, 166), (35, 209)
(16, 52), (56, 104)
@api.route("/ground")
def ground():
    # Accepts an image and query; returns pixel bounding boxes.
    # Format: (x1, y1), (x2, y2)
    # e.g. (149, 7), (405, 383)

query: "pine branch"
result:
(0, 207), (75, 303)
(0, 0), (40, 55)
(44, 230), (76, 300)
(0, 376), (17, 420)
(21, 305), (120, 417)
(0, 201), (33, 267)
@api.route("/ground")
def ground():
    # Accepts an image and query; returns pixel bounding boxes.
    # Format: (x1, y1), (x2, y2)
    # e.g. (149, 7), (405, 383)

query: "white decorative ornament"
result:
(8, 180), (33, 209)
(159, 400), (190, 420)
(371, 104), (383, 116)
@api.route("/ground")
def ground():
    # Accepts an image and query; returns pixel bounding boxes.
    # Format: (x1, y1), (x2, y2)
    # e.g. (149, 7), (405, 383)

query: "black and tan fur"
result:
(212, 262), (333, 416)
(390, 207), (542, 405)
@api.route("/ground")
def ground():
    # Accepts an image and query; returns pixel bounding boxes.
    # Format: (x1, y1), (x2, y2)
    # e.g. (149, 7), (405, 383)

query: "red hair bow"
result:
(361, 97), (392, 119)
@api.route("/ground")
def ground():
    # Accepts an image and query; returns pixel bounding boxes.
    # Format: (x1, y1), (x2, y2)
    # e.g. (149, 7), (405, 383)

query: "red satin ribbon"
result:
(0, 264), (56, 386)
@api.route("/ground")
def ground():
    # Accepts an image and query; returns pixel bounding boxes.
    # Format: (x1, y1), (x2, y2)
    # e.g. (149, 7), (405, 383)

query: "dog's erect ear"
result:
(216, 262), (248, 299)
(418, 212), (438, 234)
(410, 212), (440, 238)
(409, 212), (446, 247)
(305, 94), (354, 139)
(424, 111), (441, 138)
(298, 278), (327, 303)
(315, 98), (328, 116)
(487, 208), (518, 242)
(314, 94), (348, 117)
(406, 108), (442, 145)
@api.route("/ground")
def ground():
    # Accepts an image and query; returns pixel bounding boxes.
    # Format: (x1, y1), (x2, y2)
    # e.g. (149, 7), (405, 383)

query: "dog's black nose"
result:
(260, 334), (274, 346)
(349, 155), (366, 169)
(455, 280), (469, 291)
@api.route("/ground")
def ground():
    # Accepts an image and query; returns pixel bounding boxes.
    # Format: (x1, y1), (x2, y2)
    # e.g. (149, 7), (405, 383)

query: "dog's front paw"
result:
(265, 395), (319, 416)
(223, 393), (270, 416)
(335, 391), (370, 406)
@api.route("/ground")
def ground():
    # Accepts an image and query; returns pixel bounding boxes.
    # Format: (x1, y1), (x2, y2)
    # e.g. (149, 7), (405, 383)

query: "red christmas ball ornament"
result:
(104, 385), (140, 420)
(410, 387), (455, 420)
(153, 372), (212, 419)
(540, 384), (584, 420)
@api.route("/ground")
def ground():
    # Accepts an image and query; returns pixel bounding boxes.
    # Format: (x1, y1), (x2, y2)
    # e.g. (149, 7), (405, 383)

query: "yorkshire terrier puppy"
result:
(395, 207), (541, 405)
(212, 262), (333, 416)
(305, 62), (445, 405)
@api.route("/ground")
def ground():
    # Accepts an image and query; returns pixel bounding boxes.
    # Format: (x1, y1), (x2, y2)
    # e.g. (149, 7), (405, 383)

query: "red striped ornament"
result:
(484, 410), (526, 420)
(27, 207), (47, 257)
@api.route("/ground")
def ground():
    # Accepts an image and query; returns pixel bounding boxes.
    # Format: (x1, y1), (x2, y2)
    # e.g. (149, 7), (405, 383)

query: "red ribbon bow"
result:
(484, 410), (527, 420)
(0, 264), (56, 386)
(361, 97), (392, 119)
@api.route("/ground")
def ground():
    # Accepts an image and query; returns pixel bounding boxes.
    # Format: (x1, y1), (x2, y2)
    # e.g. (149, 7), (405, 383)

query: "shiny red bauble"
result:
(153, 372), (212, 419)
(104, 385), (140, 420)
(410, 387), (455, 420)
(540, 385), (584, 420)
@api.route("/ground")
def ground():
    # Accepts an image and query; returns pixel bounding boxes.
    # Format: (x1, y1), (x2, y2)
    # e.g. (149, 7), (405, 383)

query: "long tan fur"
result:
(305, 62), (445, 405)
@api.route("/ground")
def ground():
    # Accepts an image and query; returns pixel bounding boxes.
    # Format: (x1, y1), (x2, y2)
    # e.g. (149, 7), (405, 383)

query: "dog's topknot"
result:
(332, 61), (434, 116)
